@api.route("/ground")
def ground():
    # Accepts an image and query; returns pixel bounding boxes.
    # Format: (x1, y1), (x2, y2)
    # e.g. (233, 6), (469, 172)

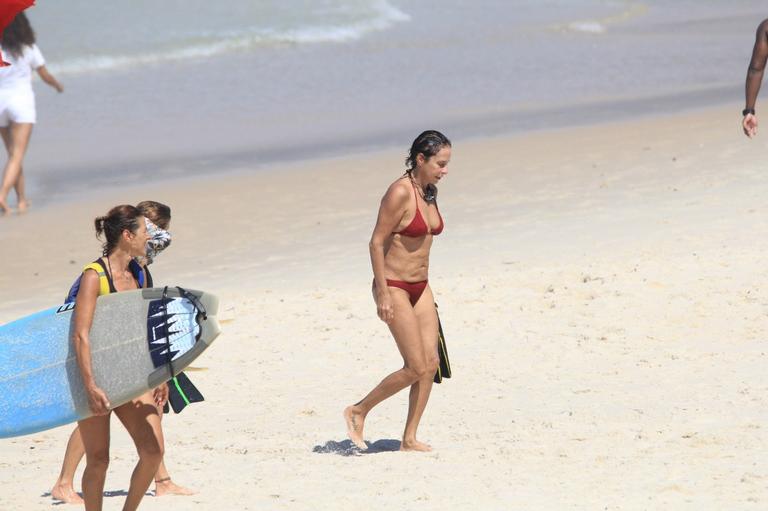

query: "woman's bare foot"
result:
(343, 406), (367, 450)
(154, 478), (197, 497)
(17, 199), (29, 213)
(51, 482), (84, 504)
(400, 439), (432, 452)
(0, 199), (11, 215)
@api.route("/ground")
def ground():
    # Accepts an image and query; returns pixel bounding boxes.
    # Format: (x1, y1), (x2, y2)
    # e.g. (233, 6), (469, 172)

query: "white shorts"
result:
(0, 90), (36, 127)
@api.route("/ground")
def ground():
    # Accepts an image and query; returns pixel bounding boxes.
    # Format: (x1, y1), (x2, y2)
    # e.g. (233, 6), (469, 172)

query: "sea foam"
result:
(48, 0), (410, 75)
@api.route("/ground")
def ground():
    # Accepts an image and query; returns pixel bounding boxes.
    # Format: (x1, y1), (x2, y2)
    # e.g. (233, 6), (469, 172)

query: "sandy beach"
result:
(0, 104), (766, 510)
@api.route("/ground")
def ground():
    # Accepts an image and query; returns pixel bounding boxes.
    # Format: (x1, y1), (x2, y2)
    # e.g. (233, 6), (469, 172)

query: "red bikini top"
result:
(394, 181), (444, 237)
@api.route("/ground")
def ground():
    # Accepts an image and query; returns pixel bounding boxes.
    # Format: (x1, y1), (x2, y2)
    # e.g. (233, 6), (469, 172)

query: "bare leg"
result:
(344, 287), (438, 450)
(51, 426), (86, 504)
(7, 131), (28, 212)
(114, 391), (164, 511)
(153, 468), (196, 496)
(152, 412), (196, 496)
(401, 287), (439, 451)
(15, 171), (28, 212)
(78, 414), (112, 511)
(0, 122), (32, 214)
(0, 126), (10, 215)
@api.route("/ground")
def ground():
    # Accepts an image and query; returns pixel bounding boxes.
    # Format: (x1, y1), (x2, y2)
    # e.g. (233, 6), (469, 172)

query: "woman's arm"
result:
(72, 270), (111, 415)
(36, 65), (63, 93)
(369, 183), (408, 323)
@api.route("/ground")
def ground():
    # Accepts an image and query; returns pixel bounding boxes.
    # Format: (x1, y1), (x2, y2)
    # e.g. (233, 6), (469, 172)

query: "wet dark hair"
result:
(136, 200), (171, 230)
(2, 13), (35, 60)
(94, 205), (142, 256)
(404, 130), (451, 175)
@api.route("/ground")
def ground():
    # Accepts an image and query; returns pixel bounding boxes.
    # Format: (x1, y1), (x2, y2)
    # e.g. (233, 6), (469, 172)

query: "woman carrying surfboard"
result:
(344, 130), (450, 452)
(52, 201), (197, 504)
(72, 205), (168, 511)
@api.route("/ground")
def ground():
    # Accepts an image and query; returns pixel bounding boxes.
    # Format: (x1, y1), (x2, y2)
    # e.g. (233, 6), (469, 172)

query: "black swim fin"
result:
(434, 304), (452, 384)
(167, 372), (205, 413)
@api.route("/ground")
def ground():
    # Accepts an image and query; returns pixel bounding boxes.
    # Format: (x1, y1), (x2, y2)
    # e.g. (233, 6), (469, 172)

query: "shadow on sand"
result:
(313, 438), (401, 456)
(44, 489), (151, 505)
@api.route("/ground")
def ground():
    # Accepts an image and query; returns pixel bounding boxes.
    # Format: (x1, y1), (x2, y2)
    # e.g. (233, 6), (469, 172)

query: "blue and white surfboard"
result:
(0, 287), (220, 438)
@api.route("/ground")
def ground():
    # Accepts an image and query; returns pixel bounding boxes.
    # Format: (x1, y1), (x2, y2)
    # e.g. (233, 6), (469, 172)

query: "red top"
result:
(394, 181), (444, 237)
(0, 1), (35, 67)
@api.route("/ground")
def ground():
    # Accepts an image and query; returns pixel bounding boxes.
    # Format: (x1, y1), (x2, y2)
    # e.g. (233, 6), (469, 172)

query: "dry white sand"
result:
(0, 106), (767, 510)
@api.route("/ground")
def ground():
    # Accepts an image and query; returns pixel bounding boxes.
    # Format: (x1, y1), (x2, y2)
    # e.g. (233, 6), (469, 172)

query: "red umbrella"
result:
(0, 0), (35, 67)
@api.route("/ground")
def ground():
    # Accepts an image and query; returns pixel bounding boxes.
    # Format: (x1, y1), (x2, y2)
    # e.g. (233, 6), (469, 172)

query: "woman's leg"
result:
(152, 412), (196, 496)
(113, 391), (164, 511)
(78, 414), (112, 511)
(0, 126), (10, 214)
(401, 286), (440, 451)
(0, 122), (32, 214)
(51, 426), (86, 504)
(15, 170), (27, 211)
(153, 461), (195, 496)
(344, 287), (436, 449)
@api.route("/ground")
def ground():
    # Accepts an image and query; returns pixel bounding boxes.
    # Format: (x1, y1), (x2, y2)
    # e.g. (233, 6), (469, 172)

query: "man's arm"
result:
(743, 19), (768, 137)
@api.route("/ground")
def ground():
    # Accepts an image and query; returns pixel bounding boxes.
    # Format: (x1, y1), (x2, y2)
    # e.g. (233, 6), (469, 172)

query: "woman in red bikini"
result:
(344, 130), (450, 452)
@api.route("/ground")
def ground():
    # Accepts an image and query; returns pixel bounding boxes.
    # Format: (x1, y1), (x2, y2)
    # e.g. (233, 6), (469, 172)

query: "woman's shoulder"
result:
(82, 258), (106, 273)
(79, 264), (103, 290)
(25, 44), (44, 65)
(384, 176), (411, 201)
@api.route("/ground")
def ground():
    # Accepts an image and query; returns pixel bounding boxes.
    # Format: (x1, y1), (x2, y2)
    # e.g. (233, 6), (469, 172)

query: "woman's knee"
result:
(5, 152), (24, 165)
(403, 363), (433, 382)
(420, 358), (439, 380)
(137, 443), (164, 465)
(85, 449), (110, 472)
(136, 435), (164, 465)
(426, 356), (439, 375)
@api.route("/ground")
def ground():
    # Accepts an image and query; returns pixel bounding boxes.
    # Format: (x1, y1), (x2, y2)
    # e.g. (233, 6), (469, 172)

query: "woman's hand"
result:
(36, 66), (63, 93)
(376, 290), (395, 324)
(86, 384), (111, 416)
(153, 383), (169, 408)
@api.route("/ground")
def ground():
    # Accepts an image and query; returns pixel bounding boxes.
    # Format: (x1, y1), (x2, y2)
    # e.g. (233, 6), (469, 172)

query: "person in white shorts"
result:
(0, 12), (62, 215)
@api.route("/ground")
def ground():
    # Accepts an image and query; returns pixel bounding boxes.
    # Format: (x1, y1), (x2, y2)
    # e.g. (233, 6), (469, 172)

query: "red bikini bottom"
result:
(386, 279), (428, 306)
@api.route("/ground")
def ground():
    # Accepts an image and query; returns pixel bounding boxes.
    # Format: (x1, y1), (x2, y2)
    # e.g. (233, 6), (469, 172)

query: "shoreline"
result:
(24, 89), (741, 211)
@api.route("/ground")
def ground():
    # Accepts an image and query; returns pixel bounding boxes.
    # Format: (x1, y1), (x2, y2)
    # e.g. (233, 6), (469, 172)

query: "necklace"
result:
(423, 184), (436, 203)
(408, 175), (436, 203)
(105, 255), (132, 290)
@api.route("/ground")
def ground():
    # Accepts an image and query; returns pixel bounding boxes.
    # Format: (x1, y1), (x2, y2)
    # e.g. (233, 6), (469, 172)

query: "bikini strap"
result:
(409, 178), (422, 213)
(410, 178), (435, 234)
(82, 259), (116, 295)
(97, 258), (118, 294)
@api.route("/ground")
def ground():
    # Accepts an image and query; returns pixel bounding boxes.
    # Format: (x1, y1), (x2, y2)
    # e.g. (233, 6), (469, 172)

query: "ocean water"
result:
(33, 0), (411, 74)
(16, 0), (767, 202)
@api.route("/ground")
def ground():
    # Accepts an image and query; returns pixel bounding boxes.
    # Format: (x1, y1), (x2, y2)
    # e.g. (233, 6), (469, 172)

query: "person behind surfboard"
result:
(69, 205), (168, 511)
(132, 200), (199, 496)
(344, 130), (450, 452)
(51, 201), (197, 504)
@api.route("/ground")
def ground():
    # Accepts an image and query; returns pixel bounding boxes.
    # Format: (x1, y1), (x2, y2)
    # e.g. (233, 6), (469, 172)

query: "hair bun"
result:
(93, 216), (106, 237)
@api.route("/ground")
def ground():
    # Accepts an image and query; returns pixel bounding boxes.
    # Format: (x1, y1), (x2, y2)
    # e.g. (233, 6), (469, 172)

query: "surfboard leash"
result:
(176, 286), (207, 320)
